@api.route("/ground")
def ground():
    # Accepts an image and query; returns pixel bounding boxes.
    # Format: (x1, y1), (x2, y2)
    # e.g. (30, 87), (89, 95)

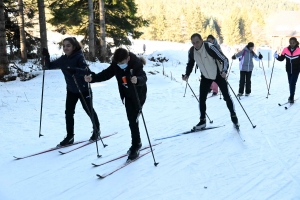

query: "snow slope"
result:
(1, 40), (300, 200)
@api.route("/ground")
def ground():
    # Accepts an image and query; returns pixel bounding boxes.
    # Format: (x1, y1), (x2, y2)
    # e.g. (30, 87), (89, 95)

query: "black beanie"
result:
(247, 42), (254, 48)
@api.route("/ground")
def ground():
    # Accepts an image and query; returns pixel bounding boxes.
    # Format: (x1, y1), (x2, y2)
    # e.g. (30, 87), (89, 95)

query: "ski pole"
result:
(260, 58), (269, 94)
(268, 52), (270, 68)
(182, 75), (213, 123)
(38, 57), (45, 137)
(226, 59), (233, 79)
(266, 56), (276, 99)
(226, 80), (256, 128)
(86, 72), (106, 157)
(130, 71), (159, 166)
(183, 81), (188, 97)
(72, 75), (106, 157)
(187, 82), (213, 123)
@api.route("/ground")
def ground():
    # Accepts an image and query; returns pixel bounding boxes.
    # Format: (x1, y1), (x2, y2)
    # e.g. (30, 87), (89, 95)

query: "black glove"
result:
(232, 55), (236, 60)
(85, 67), (95, 76)
(258, 53), (263, 59)
(42, 48), (49, 57)
(67, 67), (76, 74)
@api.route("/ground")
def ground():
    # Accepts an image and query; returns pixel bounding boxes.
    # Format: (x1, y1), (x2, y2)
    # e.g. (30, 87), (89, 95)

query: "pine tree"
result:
(221, 8), (242, 45)
(185, 5), (206, 39)
(0, 0), (9, 78)
(48, 0), (147, 47)
(149, 2), (166, 41)
(204, 18), (218, 40)
(239, 10), (252, 43)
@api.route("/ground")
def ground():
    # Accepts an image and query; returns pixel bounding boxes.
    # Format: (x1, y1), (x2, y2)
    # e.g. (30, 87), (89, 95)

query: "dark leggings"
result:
(287, 72), (300, 98)
(199, 74), (236, 119)
(65, 90), (100, 136)
(125, 97), (144, 146)
(238, 71), (252, 94)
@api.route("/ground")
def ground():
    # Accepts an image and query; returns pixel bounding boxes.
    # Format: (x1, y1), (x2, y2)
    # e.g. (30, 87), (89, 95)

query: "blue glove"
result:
(273, 52), (278, 59)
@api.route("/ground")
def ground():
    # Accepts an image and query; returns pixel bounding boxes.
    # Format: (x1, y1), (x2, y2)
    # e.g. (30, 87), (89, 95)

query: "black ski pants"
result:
(287, 71), (300, 98)
(238, 71), (252, 95)
(65, 90), (100, 136)
(125, 97), (144, 147)
(199, 73), (236, 119)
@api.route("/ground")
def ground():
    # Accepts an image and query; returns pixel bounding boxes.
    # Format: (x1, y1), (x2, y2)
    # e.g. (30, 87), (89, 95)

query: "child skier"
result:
(84, 48), (147, 160)
(274, 37), (300, 103)
(42, 37), (101, 147)
(232, 42), (263, 96)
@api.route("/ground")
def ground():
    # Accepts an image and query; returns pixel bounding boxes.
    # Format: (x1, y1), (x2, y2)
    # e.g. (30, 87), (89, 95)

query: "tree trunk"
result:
(99, 0), (106, 62)
(18, 0), (27, 62)
(88, 0), (95, 61)
(0, 0), (9, 78)
(37, 0), (48, 50)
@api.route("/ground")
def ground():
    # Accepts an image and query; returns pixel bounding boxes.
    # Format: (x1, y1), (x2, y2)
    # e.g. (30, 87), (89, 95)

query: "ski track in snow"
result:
(1, 40), (300, 199)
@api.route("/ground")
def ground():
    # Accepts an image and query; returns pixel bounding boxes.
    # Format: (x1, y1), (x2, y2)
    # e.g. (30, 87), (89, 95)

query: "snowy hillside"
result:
(1, 40), (300, 200)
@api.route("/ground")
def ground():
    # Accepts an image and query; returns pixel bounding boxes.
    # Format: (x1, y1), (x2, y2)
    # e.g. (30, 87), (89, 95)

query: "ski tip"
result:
(13, 156), (22, 160)
(285, 107), (288, 110)
(278, 103), (282, 106)
(96, 174), (105, 179)
(58, 151), (65, 154)
(91, 163), (99, 167)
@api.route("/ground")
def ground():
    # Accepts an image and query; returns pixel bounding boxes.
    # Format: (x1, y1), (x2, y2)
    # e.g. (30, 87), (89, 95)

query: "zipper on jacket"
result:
(248, 52), (250, 71)
(290, 60), (292, 74)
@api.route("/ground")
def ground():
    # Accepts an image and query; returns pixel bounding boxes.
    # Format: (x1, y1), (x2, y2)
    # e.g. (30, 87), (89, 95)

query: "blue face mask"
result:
(117, 63), (128, 69)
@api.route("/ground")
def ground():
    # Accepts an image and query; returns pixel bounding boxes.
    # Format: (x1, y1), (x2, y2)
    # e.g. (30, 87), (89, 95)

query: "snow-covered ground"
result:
(1, 39), (300, 200)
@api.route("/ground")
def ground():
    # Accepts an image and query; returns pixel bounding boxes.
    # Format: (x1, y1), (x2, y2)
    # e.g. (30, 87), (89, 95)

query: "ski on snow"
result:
(96, 149), (154, 179)
(278, 98), (298, 109)
(13, 132), (117, 160)
(58, 132), (118, 155)
(154, 125), (225, 141)
(234, 126), (245, 142)
(91, 142), (162, 167)
(284, 103), (295, 110)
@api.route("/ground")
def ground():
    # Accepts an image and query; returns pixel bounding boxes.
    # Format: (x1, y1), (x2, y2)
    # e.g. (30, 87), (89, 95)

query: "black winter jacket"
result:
(44, 49), (89, 93)
(92, 52), (147, 110)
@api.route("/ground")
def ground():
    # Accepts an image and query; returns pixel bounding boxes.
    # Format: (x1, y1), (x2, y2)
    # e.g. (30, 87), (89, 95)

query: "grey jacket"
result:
(235, 47), (259, 72)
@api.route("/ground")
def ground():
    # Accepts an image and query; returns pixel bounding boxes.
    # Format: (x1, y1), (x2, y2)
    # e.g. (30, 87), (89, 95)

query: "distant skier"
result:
(232, 42), (263, 96)
(207, 35), (221, 96)
(84, 48), (147, 160)
(274, 37), (300, 103)
(42, 37), (101, 147)
(143, 44), (146, 54)
(182, 33), (239, 129)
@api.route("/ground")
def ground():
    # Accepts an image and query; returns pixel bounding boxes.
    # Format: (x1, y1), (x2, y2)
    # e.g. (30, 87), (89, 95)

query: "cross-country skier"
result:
(207, 35), (221, 96)
(84, 48), (147, 160)
(232, 42), (263, 96)
(274, 37), (300, 103)
(182, 33), (239, 129)
(42, 37), (101, 147)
